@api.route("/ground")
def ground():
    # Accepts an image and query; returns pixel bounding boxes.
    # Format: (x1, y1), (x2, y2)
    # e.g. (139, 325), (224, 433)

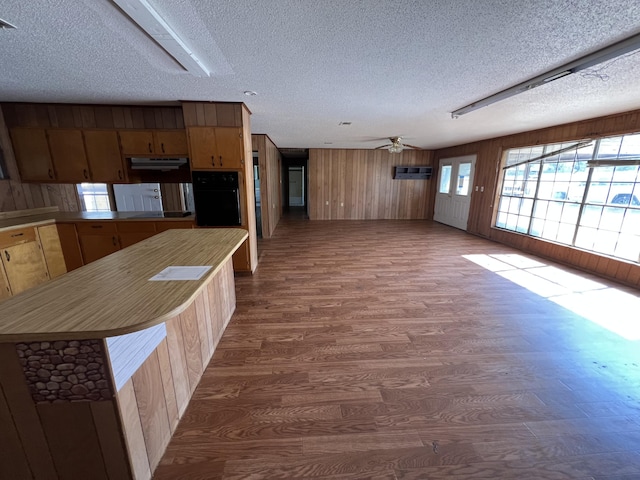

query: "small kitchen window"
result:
(77, 183), (111, 212)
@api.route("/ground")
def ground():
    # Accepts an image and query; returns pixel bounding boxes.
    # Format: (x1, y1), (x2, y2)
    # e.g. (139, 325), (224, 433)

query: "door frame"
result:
(434, 154), (477, 230)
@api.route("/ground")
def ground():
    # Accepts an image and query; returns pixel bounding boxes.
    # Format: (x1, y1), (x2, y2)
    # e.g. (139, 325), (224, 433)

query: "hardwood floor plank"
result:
(153, 218), (640, 480)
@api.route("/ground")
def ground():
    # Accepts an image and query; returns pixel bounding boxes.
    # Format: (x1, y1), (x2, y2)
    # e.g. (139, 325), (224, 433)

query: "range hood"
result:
(129, 157), (188, 171)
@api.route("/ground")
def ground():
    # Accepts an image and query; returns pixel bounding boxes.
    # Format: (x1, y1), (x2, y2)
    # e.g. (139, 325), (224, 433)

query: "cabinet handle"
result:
(10, 233), (24, 238)
(148, 142), (153, 153)
(211, 156), (215, 167)
(91, 225), (103, 229)
(154, 196), (159, 199)
(219, 156), (223, 166)
(4, 251), (9, 262)
(48, 169), (54, 179)
(112, 236), (118, 246)
(83, 169), (89, 179)
(161, 143), (165, 153)
(118, 170), (123, 180)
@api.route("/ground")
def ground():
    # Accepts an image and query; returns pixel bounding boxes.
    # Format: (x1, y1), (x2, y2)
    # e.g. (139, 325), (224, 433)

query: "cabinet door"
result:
(154, 131), (188, 156)
(119, 131), (155, 155)
(56, 223), (84, 271)
(47, 129), (91, 183)
(78, 234), (120, 263)
(2, 242), (50, 295)
(84, 130), (126, 182)
(214, 127), (244, 169)
(232, 239), (251, 272)
(37, 224), (67, 279)
(187, 127), (217, 170)
(116, 221), (157, 248)
(0, 261), (11, 300)
(76, 222), (120, 264)
(10, 128), (55, 182)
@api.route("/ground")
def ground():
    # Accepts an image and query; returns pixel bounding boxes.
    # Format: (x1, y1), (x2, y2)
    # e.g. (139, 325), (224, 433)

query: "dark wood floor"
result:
(154, 216), (640, 480)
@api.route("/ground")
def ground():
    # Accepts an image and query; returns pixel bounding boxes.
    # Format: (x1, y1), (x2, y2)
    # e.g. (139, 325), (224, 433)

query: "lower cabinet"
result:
(0, 226), (51, 296)
(232, 239), (251, 272)
(0, 262), (10, 300)
(76, 222), (120, 264)
(37, 224), (67, 279)
(74, 220), (194, 264)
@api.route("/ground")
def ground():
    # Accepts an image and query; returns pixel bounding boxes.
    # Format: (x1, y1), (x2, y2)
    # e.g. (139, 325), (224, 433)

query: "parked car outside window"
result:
(611, 193), (640, 206)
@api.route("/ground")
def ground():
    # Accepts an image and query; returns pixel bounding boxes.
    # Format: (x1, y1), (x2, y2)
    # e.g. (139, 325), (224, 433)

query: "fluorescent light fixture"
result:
(451, 31), (640, 118)
(112, 0), (210, 77)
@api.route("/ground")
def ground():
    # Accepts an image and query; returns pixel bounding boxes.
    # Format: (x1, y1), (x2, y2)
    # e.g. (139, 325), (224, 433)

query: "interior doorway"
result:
(289, 166), (304, 207)
(433, 155), (476, 230)
(253, 152), (262, 238)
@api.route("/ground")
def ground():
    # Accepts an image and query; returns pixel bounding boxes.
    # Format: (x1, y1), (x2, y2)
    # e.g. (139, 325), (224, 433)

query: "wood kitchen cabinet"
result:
(76, 222), (120, 264)
(0, 261), (11, 300)
(47, 129), (91, 183)
(188, 127), (244, 170)
(116, 221), (156, 248)
(0, 227), (50, 296)
(119, 130), (188, 156)
(84, 130), (127, 182)
(10, 128), (56, 182)
(37, 224), (67, 279)
(56, 222), (84, 272)
(232, 239), (251, 272)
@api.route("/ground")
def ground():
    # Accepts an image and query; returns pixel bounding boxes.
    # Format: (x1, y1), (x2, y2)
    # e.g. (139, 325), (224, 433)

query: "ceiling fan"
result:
(374, 137), (421, 154)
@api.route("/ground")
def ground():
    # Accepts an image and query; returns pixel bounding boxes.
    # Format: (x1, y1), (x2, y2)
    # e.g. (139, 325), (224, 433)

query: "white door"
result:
(113, 183), (163, 211)
(434, 155), (476, 230)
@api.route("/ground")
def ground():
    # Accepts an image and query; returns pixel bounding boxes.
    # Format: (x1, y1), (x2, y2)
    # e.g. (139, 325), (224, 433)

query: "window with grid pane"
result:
(495, 133), (640, 264)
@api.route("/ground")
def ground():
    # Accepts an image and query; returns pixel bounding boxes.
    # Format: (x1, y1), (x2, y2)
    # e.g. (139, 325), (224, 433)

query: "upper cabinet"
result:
(10, 128), (55, 182)
(119, 130), (188, 156)
(188, 127), (244, 170)
(84, 130), (127, 183)
(47, 129), (91, 183)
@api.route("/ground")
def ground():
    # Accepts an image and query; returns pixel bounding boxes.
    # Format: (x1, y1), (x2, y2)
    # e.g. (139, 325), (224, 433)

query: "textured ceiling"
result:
(1, 0), (640, 150)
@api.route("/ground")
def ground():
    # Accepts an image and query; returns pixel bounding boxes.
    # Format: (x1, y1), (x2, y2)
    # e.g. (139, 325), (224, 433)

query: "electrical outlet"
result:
(340, 202), (344, 207)
(325, 201), (329, 205)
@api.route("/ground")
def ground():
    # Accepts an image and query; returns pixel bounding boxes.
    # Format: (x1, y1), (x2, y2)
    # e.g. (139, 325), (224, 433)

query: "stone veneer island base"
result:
(0, 229), (246, 480)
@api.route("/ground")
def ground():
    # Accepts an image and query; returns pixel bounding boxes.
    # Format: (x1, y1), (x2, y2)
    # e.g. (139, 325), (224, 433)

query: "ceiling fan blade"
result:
(374, 144), (392, 149)
(402, 143), (422, 150)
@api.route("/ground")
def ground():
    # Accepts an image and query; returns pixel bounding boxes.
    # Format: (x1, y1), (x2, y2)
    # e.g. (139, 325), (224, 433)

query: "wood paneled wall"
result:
(308, 149), (433, 220)
(252, 134), (282, 238)
(433, 108), (640, 288)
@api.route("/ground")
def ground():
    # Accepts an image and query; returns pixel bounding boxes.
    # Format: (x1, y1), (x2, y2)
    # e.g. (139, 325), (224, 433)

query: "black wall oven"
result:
(192, 171), (241, 227)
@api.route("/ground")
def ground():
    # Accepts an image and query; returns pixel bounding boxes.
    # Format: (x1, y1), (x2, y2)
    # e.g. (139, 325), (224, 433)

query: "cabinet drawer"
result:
(0, 227), (37, 249)
(116, 221), (157, 233)
(76, 222), (118, 234)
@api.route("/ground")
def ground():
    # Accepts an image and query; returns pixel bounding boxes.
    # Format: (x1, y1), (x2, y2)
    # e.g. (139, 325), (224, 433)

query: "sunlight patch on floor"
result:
(463, 254), (640, 341)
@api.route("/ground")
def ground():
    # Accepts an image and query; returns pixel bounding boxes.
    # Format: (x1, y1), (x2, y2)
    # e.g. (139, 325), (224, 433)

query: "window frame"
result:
(494, 133), (640, 264)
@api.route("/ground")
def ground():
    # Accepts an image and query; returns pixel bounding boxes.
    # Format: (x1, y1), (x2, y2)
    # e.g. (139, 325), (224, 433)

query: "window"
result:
(77, 183), (111, 212)
(496, 133), (640, 264)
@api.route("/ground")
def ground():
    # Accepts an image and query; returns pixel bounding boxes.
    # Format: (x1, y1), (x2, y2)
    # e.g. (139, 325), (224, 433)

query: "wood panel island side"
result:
(0, 228), (248, 480)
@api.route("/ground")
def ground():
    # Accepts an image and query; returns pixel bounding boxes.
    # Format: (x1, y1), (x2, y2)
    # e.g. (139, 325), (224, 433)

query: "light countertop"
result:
(0, 228), (247, 342)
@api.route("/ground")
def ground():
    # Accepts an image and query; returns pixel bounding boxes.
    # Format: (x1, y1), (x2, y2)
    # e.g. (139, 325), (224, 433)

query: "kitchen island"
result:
(0, 228), (247, 480)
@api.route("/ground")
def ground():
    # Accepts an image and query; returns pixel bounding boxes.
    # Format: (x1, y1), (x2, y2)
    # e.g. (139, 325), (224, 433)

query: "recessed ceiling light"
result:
(324, 142), (333, 145)
(244, 90), (257, 96)
(339, 122), (351, 126)
(0, 18), (17, 29)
